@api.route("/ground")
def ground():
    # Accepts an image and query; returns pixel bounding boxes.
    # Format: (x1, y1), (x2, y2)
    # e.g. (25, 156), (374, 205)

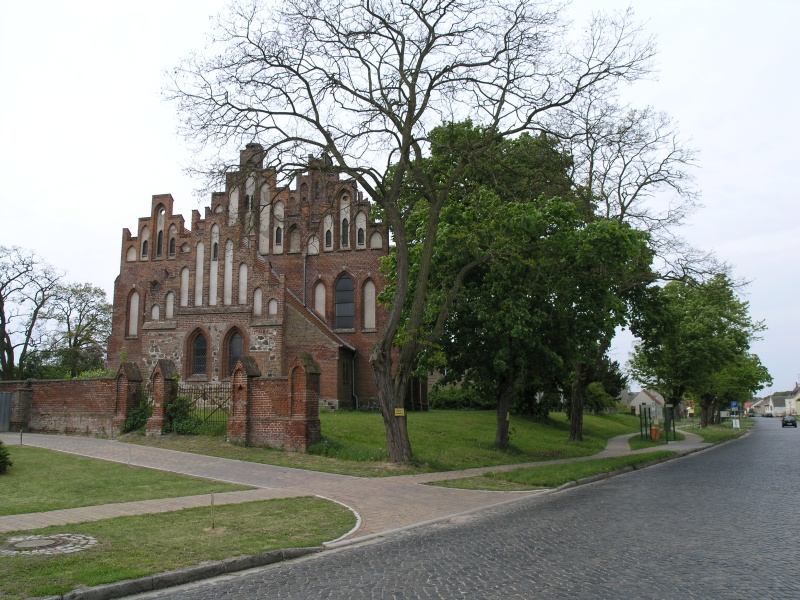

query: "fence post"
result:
(289, 354), (322, 450)
(113, 362), (143, 432)
(227, 356), (261, 444)
(146, 360), (177, 435)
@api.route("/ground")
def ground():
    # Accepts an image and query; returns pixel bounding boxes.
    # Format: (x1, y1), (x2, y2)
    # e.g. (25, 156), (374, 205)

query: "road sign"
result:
(731, 401), (739, 410)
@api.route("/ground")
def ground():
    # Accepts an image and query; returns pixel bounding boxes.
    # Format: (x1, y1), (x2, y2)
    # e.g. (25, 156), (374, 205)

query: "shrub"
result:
(121, 400), (153, 434)
(429, 384), (492, 410)
(0, 440), (12, 474)
(163, 396), (202, 435)
(76, 367), (115, 379)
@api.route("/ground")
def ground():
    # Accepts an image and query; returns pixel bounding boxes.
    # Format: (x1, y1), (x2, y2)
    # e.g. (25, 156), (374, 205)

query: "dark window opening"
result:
(325, 230), (332, 248)
(156, 231), (163, 257)
(245, 194), (251, 211)
(341, 219), (349, 247)
(169, 237), (176, 256)
(275, 227), (282, 245)
(357, 228), (365, 246)
(192, 335), (207, 377)
(212, 242), (219, 261)
(141, 240), (149, 259)
(229, 332), (243, 375)
(335, 274), (354, 329)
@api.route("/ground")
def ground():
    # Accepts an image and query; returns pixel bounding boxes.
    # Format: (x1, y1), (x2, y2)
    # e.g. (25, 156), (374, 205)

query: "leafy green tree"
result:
(551, 218), (654, 440)
(170, 0), (655, 463)
(37, 283), (113, 377)
(629, 274), (769, 425)
(394, 121), (654, 444)
(703, 353), (772, 423)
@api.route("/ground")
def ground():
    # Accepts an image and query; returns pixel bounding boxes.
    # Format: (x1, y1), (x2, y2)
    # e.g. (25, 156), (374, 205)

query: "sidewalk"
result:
(0, 430), (709, 539)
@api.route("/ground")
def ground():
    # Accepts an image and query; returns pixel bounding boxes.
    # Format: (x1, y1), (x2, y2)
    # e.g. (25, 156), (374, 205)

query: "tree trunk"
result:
(371, 345), (413, 464)
(494, 378), (513, 448)
(699, 394), (713, 427)
(569, 364), (588, 441)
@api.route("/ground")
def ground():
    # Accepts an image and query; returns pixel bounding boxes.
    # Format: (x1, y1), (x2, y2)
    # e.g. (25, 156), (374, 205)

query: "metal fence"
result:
(176, 382), (231, 430)
(0, 392), (11, 432)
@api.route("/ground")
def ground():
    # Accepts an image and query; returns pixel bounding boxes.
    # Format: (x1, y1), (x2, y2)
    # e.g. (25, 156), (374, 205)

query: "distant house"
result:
(627, 390), (666, 416)
(785, 384), (800, 416)
(772, 395), (788, 417)
(752, 393), (790, 417)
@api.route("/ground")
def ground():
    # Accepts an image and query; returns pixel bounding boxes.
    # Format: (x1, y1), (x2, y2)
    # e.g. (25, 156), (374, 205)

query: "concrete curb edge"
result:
(40, 547), (323, 600)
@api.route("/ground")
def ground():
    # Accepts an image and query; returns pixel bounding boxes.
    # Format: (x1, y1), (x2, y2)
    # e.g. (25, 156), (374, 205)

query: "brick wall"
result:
(0, 379), (117, 435)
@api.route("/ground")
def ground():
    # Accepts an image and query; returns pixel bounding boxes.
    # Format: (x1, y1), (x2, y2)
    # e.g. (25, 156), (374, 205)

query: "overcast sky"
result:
(1, 1), (797, 394)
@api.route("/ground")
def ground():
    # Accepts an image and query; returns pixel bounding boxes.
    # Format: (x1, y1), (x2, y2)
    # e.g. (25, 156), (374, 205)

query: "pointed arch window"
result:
(341, 218), (349, 247)
(212, 241), (219, 261)
(325, 230), (332, 248)
(141, 240), (149, 259)
(335, 274), (355, 329)
(169, 237), (176, 256)
(190, 332), (208, 377)
(275, 226), (283, 246)
(228, 331), (243, 375)
(156, 230), (163, 257)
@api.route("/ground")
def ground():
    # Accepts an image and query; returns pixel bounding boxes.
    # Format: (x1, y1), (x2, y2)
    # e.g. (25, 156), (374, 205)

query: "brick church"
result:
(108, 143), (388, 408)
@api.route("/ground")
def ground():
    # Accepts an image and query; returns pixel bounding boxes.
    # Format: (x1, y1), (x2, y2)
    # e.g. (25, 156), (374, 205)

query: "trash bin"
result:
(650, 426), (660, 441)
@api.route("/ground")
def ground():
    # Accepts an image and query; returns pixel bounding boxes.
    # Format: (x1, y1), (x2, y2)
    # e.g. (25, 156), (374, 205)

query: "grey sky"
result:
(1, 1), (796, 393)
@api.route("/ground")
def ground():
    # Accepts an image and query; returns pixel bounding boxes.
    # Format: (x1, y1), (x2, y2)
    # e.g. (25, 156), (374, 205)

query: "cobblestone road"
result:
(130, 419), (800, 599)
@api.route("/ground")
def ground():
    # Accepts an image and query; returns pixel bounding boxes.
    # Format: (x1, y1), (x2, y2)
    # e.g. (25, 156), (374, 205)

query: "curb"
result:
(39, 547), (323, 600)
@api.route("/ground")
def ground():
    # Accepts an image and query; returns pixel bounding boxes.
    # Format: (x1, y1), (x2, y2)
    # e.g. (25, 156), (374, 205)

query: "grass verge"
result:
(1, 446), (251, 516)
(125, 411), (642, 476)
(430, 451), (676, 490)
(0, 497), (355, 600)
(628, 431), (685, 451)
(681, 419), (753, 443)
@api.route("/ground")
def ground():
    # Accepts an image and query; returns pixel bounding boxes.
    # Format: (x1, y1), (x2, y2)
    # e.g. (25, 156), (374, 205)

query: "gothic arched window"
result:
(335, 274), (355, 329)
(190, 331), (208, 378)
(228, 331), (243, 375)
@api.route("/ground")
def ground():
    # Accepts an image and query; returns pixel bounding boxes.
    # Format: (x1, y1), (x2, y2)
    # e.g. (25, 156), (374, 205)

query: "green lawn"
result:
(681, 418), (753, 443)
(0, 497), (355, 600)
(431, 451), (676, 490)
(1, 446), (251, 516)
(127, 411), (642, 475)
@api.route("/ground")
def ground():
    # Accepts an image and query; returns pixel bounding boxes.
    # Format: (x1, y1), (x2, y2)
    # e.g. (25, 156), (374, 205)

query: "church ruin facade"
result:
(108, 144), (388, 409)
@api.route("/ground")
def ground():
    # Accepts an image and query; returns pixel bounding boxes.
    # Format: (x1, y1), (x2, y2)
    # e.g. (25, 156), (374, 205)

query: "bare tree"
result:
(553, 95), (719, 279)
(169, 0), (656, 462)
(0, 247), (61, 380)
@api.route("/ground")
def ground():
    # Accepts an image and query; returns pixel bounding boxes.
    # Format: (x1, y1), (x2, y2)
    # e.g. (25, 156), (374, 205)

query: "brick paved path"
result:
(0, 430), (706, 540)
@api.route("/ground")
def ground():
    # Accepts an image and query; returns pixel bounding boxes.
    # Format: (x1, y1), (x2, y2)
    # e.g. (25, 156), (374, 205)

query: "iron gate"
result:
(177, 382), (231, 432)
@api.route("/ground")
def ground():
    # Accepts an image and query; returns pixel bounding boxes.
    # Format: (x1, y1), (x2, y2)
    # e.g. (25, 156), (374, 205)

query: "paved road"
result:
(127, 419), (800, 599)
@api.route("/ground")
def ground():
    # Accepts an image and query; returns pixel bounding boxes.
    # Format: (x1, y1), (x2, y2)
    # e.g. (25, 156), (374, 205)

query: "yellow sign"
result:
(394, 408), (406, 417)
